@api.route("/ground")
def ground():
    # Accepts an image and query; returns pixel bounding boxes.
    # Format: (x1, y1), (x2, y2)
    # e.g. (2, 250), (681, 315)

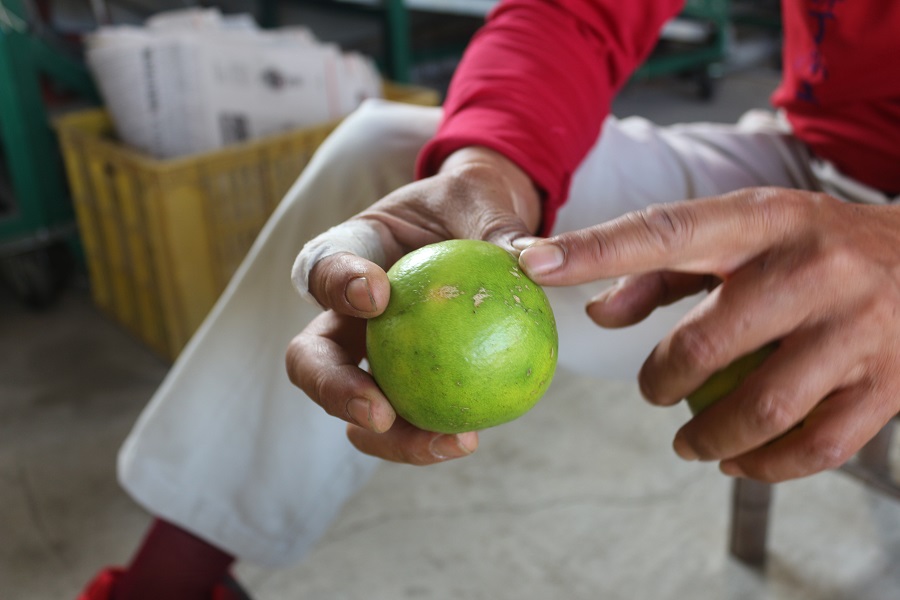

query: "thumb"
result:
(435, 147), (543, 252)
(474, 211), (543, 257)
(292, 218), (392, 318)
(461, 181), (543, 255)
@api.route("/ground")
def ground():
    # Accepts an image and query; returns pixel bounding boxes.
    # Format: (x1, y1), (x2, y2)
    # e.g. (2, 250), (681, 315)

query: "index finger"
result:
(518, 188), (811, 285)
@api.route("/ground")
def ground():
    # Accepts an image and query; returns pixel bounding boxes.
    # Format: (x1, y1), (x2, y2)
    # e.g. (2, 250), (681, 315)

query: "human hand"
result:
(518, 187), (900, 482)
(286, 146), (542, 465)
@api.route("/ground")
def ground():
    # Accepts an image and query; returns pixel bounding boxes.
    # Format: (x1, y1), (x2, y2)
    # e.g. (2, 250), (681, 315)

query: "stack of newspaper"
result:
(86, 8), (383, 159)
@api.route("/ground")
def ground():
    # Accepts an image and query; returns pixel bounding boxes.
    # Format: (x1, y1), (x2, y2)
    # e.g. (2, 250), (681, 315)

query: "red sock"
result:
(113, 519), (235, 600)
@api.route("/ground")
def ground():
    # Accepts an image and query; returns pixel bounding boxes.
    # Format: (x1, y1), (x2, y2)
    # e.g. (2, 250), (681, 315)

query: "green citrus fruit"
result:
(366, 239), (558, 434)
(686, 344), (777, 415)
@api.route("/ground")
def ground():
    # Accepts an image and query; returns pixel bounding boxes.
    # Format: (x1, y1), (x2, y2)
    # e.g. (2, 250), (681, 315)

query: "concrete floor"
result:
(5, 61), (900, 599)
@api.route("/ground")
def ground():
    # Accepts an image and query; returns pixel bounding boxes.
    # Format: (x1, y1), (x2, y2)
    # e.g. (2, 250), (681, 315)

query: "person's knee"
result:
(328, 99), (440, 171)
(276, 99), (440, 217)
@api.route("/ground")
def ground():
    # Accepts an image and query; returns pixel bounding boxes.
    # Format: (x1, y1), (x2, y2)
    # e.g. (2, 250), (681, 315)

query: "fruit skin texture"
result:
(366, 240), (559, 434)
(686, 344), (777, 415)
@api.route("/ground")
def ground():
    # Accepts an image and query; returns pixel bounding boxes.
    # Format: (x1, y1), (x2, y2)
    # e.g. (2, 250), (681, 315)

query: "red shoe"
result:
(214, 574), (254, 600)
(78, 567), (253, 600)
(78, 568), (123, 600)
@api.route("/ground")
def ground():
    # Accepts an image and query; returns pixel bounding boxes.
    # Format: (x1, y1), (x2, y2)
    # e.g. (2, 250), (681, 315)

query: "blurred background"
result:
(6, 1), (900, 599)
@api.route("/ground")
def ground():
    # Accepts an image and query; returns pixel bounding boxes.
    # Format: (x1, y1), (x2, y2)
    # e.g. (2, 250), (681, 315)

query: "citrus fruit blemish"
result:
(366, 239), (559, 434)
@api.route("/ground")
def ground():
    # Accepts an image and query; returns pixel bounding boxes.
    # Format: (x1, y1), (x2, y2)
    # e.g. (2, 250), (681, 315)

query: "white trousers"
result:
(118, 99), (876, 566)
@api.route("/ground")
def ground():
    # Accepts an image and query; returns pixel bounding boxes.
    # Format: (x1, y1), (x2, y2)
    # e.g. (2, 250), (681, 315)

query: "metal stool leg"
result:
(728, 477), (773, 567)
(841, 419), (900, 500)
(726, 418), (898, 569)
(855, 420), (894, 474)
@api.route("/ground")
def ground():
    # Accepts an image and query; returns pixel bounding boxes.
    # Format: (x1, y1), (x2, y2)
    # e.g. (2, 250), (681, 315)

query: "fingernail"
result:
(588, 281), (621, 305)
(673, 433), (699, 461)
(347, 397), (372, 429)
(511, 236), (542, 250)
(429, 433), (477, 460)
(519, 243), (564, 276)
(345, 277), (376, 312)
(720, 461), (745, 478)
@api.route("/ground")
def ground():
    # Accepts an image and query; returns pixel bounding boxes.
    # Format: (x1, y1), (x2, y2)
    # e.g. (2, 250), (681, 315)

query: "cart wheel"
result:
(0, 242), (74, 309)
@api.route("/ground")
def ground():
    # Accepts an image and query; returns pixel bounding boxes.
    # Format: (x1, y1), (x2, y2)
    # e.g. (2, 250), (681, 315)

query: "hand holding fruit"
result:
(519, 188), (900, 483)
(286, 147), (544, 465)
(367, 240), (557, 434)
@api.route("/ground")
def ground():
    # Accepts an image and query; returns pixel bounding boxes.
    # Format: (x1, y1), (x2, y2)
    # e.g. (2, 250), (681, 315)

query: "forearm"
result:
(417, 0), (685, 233)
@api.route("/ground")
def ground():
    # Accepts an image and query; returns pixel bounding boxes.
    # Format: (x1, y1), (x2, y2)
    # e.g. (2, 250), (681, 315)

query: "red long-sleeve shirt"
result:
(417, 0), (900, 233)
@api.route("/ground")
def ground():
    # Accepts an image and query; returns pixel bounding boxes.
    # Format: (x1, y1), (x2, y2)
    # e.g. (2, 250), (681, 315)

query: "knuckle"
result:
(284, 337), (304, 387)
(633, 203), (695, 253)
(310, 368), (336, 415)
(638, 370), (662, 404)
(437, 167), (474, 204)
(300, 353), (349, 419)
(806, 190), (843, 213)
(409, 455), (436, 467)
(686, 434), (718, 461)
(742, 388), (797, 436)
(744, 462), (785, 484)
(307, 259), (333, 308)
(756, 186), (812, 216)
(405, 446), (437, 466)
(314, 254), (367, 312)
(581, 227), (617, 266)
(804, 435), (853, 472)
(444, 160), (490, 189)
(670, 327), (722, 374)
(322, 258), (351, 309)
(743, 187), (814, 235)
(395, 430), (438, 466)
(811, 240), (861, 282)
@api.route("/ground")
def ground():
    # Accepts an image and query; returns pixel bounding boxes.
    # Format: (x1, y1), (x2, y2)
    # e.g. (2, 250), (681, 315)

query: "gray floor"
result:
(4, 62), (900, 599)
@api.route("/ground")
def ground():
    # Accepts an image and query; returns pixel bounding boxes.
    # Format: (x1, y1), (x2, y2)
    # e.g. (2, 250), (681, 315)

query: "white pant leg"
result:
(118, 100), (442, 567)
(118, 102), (817, 566)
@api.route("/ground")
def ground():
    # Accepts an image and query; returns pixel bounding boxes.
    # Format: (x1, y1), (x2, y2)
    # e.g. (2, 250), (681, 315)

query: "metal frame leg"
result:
(841, 419), (900, 501)
(728, 477), (773, 567)
(855, 420), (894, 474)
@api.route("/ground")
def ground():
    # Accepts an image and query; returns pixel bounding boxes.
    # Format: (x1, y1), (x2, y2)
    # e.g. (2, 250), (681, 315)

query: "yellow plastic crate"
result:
(57, 82), (440, 361)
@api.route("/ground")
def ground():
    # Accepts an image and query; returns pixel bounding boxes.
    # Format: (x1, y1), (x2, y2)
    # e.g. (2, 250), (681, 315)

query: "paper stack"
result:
(85, 8), (383, 159)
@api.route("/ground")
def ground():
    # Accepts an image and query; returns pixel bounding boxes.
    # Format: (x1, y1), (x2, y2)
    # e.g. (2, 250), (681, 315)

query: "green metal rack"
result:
(0, 0), (98, 305)
(634, 0), (731, 100)
(268, 0), (732, 96)
(259, 0), (413, 83)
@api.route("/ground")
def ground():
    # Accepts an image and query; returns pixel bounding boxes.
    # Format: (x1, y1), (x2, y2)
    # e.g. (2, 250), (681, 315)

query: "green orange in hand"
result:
(366, 240), (559, 434)
(686, 344), (777, 415)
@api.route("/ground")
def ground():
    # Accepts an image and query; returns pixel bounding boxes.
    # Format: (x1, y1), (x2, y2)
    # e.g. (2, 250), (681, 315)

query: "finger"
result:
(585, 272), (717, 328)
(718, 383), (894, 483)
(307, 252), (391, 317)
(671, 327), (863, 463)
(292, 217), (391, 315)
(286, 312), (396, 432)
(519, 188), (814, 285)
(346, 420), (479, 465)
(638, 251), (816, 405)
(461, 203), (538, 254)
